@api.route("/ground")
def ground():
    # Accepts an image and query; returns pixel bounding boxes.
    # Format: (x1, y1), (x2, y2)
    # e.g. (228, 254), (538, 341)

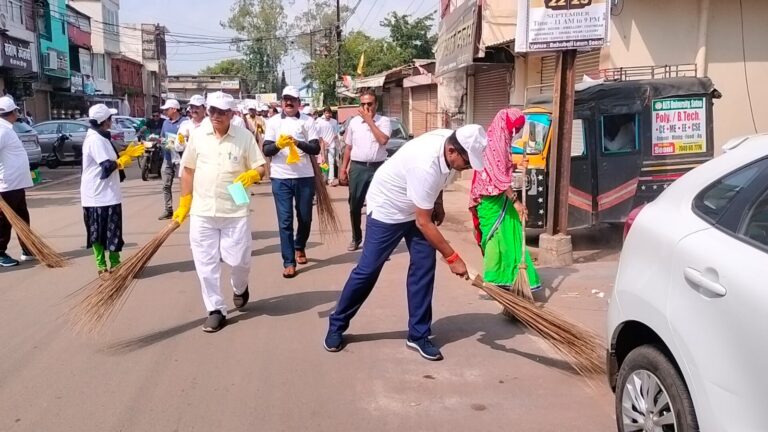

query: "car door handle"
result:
(683, 267), (727, 297)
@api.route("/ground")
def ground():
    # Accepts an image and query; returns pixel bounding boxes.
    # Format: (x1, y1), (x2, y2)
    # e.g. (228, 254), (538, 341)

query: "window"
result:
(62, 123), (87, 134)
(571, 119), (586, 157)
(33, 123), (59, 135)
(38, 0), (52, 40)
(93, 54), (107, 80)
(602, 113), (638, 154)
(8, 0), (23, 25)
(523, 113), (551, 155)
(741, 189), (768, 249)
(12, 121), (33, 134)
(390, 120), (407, 139)
(693, 159), (767, 225)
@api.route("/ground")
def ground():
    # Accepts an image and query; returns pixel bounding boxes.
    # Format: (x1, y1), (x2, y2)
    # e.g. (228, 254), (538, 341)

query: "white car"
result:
(607, 134), (768, 431)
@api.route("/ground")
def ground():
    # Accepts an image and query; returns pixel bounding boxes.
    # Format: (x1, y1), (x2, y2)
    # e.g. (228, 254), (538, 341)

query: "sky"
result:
(119, 0), (439, 86)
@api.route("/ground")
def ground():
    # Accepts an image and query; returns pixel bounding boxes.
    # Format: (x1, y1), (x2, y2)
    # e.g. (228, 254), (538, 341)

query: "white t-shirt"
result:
(0, 118), (33, 192)
(231, 116), (246, 129)
(315, 117), (338, 149)
(366, 129), (455, 224)
(264, 113), (320, 179)
(80, 129), (122, 207)
(346, 115), (392, 163)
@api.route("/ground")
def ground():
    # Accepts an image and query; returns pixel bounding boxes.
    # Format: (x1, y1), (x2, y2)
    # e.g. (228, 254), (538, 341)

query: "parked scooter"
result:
(44, 134), (82, 169)
(137, 136), (164, 181)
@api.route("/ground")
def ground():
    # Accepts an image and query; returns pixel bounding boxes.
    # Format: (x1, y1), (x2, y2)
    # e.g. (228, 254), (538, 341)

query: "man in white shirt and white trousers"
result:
(0, 96), (34, 267)
(325, 125), (487, 361)
(172, 91), (266, 333)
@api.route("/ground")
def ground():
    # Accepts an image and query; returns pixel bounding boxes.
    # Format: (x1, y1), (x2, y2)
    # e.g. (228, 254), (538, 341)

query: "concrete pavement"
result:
(0, 167), (618, 431)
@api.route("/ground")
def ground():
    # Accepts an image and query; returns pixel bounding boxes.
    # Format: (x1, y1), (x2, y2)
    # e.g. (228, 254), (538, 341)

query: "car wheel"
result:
(616, 344), (699, 432)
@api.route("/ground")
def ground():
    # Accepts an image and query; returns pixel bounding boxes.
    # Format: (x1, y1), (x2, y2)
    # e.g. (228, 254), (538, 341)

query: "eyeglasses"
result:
(359, 102), (375, 107)
(207, 107), (230, 117)
(282, 96), (298, 103)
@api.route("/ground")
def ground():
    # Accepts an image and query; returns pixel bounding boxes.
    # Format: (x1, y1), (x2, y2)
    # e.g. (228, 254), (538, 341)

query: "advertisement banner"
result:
(71, 71), (84, 93)
(651, 97), (707, 156)
(515, 0), (610, 52)
(435, 0), (480, 76)
(0, 36), (33, 72)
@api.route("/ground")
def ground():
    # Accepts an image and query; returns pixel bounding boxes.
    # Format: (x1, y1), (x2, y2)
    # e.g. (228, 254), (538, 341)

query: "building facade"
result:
(70, 0), (121, 109)
(111, 55), (143, 116)
(165, 75), (242, 102)
(436, 0), (768, 154)
(121, 23), (167, 115)
(0, 0), (39, 117)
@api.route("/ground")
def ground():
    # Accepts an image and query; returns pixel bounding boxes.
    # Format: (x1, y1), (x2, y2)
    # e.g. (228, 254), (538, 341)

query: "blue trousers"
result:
(328, 217), (437, 341)
(272, 177), (316, 268)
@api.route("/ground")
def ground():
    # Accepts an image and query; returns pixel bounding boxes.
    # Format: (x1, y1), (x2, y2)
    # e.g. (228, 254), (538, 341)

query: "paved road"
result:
(1, 167), (617, 431)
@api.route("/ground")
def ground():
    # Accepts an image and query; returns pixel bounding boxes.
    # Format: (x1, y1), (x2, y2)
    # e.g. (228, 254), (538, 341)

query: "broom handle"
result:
(520, 164), (527, 260)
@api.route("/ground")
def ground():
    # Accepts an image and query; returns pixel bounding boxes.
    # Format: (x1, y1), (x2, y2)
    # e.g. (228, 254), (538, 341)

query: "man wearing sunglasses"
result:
(262, 86), (321, 278)
(174, 91), (266, 333)
(340, 89), (392, 252)
(324, 125), (486, 361)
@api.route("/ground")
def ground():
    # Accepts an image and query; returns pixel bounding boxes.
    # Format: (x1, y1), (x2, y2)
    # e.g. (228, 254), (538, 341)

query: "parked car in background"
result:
(337, 117), (412, 167)
(607, 134), (768, 431)
(112, 115), (140, 143)
(13, 120), (42, 168)
(34, 120), (126, 160)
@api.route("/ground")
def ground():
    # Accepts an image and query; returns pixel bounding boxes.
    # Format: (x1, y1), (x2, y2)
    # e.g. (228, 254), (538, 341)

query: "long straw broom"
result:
(70, 221), (180, 334)
(311, 157), (341, 239)
(470, 271), (605, 377)
(0, 196), (67, 268)
(511, 168), (534, 303)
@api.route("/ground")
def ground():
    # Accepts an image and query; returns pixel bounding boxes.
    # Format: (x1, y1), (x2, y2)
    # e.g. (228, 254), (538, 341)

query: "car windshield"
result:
(13, 121), (34, 134)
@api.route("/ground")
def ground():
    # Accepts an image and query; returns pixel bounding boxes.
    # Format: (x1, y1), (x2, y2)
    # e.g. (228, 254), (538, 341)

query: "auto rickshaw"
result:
(515, 77), (718, 229)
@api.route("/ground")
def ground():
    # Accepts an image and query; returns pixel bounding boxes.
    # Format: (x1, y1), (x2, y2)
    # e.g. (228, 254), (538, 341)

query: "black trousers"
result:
(348, 161), (382, 243)
(0, 188), (30, 254)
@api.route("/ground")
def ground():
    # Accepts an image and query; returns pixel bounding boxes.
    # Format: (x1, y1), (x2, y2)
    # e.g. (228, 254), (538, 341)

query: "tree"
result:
(223, 0), (288, 94)
(292, 0), (352, 58)
(199, 58), (246, 76)
(380, 12), (437, 61)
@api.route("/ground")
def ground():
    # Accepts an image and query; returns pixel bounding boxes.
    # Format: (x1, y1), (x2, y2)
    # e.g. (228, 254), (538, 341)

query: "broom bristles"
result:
(511, 264), (534, 302)
(472, 274), (606, 377)
(0, 197), (67, 268)
(311, 158), (341, 240)
(70, 221), (180, 334)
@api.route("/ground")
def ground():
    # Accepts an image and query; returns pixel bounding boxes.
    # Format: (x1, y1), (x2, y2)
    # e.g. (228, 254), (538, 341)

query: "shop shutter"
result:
(473, 67), (510, 129)
(401, 84), (410, 131)
(381, 90), (390, 116)
(389, 86), (402, 120)
(426, 84), (439, 131)
(540, 50), (602, 88)
(411, 86), (429, 137)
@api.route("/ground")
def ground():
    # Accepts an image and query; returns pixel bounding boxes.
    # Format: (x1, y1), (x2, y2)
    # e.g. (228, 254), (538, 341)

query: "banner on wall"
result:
(651, 97), (707, 156)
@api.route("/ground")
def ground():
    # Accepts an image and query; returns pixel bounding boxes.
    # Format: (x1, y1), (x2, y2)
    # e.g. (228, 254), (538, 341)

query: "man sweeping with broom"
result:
(0, 96), (35, 267)
(324, 125), (487, 361)
(173, 91), (266, 333)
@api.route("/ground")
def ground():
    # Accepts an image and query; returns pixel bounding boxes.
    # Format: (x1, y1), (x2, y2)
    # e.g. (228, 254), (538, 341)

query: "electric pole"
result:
(336, 0), (342, 79)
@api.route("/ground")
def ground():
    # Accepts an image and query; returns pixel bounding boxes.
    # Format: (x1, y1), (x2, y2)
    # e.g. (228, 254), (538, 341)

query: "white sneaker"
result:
(20, 254), (36, 262)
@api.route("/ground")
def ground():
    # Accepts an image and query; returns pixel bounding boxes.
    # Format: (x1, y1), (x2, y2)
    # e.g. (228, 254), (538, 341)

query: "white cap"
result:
(88, 104), (118, 123)
(160, 99), (181, 110)
(0, 96), (18, 114)
(282, 86), (300, 99)
(259, 104), (269, 111)
(302, 105), (313, 115)
(206, 91), (235, 111)
(188, 95), (205, 106)
(455, 124), (487, 171)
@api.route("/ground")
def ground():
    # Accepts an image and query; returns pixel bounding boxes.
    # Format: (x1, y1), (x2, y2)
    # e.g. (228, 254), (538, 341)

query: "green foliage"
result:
(199, 59), (246, 76)
(292, 0), (352, 58)
(223, 0), (288, 94)
(380, 11), (437, 60)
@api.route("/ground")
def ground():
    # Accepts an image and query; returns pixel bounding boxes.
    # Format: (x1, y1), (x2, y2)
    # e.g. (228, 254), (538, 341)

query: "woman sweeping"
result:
(469, 108), (541, 294)
(80, 104), (143, 278)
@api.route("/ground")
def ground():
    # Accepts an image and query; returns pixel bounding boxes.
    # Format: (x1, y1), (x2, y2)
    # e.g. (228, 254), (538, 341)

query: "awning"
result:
(404, 74), (437, 88)
(355, 72), (388, 89)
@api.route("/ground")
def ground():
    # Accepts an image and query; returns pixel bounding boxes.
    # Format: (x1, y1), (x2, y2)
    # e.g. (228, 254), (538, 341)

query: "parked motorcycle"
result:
(44, 134), (82, 169)
(137, 137), (164, 181)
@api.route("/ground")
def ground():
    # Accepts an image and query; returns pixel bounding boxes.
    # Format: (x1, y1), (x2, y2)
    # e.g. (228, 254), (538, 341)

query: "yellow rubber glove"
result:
(177, 133), (186, 145)
(120, 143), (145, 158)
(234, 169), (261, 188)
(116, 154), (132, 170)
(276, 134), (301, 164)
(172, 194), (192, 225)
(276, 134), (293, 149)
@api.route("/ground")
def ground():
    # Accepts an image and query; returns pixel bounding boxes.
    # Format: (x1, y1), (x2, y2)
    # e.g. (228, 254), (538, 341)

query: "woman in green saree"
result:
(469, 108), (541, 292)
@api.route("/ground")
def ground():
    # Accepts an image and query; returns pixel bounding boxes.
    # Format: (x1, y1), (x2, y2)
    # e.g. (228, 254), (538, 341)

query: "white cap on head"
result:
(188, 95), (205, 106)
(160, 99), (181, 110)
(0, 96), (18, 114)
(282, 86), (300, 99)
(259, 104), (269, 111)
(455, 124), (487, 171)
(88, 104), (118, 123)
(206, 91), (235, 111)
(302, 105), (313, 115)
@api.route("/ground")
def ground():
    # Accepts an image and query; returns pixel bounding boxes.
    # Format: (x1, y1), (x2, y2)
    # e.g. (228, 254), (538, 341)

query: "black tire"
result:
(141, 164), (149, 181)
(45, 158), (59, 169)
(616, 344), (699, 432)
